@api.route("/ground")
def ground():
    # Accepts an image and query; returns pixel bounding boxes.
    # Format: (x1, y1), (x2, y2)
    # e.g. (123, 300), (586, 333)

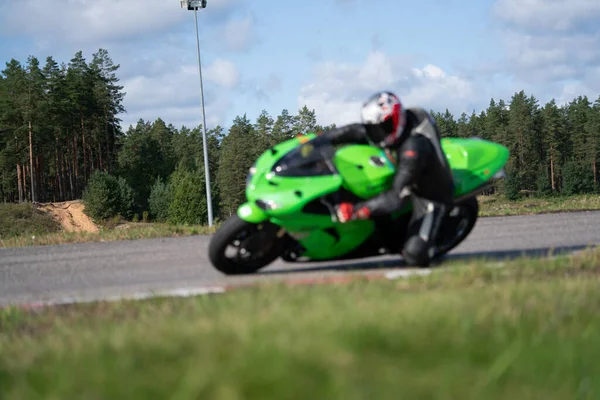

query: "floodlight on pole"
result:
(180, 0), (214, 227)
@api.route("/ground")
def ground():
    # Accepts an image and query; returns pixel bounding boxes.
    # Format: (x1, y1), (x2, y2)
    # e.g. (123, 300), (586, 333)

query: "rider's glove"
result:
(336, 202), (371, 223)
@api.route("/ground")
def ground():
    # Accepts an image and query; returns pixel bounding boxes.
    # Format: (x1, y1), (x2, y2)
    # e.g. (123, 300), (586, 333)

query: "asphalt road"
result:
(2, 211), (600, 306)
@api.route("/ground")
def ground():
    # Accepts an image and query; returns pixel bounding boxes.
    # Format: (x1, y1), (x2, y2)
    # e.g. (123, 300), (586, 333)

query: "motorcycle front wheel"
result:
(208, 214), (284, 275)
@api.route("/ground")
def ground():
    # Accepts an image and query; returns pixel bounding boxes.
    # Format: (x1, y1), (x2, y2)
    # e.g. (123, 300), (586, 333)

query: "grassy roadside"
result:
(0, 202), (61, 239)
(1, 194), (599, 248)
(1, 247), (599, 398)
(0, 222), (217, 248)
(0, 202), (218, 248)
(479, 193), (600, 216)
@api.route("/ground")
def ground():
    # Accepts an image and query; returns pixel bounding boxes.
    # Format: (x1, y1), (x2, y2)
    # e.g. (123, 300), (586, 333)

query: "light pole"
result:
(180, 0), (214, 226)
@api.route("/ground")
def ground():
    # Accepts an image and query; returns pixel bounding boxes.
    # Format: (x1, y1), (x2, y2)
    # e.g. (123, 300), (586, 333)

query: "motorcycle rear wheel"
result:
(208, 214), (284, 275)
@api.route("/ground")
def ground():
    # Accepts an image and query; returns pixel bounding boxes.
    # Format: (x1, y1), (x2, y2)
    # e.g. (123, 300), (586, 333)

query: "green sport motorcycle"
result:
(208, 133), (510, 275)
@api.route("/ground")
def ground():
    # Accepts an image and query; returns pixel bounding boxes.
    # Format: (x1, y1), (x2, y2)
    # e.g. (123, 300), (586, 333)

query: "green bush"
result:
(168, 168), (207, 225)
(117, 177), (135, 220)
(82, 171), (121, 222)
(82, 171), (137, 222)
(562, 161), (597, 195)
(148, 177), (173, 222)
(503, 167), (522, 201)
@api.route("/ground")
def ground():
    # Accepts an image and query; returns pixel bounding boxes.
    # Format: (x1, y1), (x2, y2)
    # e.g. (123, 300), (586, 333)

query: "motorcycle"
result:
(208, 133), (510, 275)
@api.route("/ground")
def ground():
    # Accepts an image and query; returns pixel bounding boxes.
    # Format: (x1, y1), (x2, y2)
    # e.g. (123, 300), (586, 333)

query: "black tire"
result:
(208, 214), (284, 275)
(433, 196), (479, 259)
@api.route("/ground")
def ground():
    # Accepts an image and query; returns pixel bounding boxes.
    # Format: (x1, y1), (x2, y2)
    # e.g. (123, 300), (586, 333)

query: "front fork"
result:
(237, 201), (304, 261)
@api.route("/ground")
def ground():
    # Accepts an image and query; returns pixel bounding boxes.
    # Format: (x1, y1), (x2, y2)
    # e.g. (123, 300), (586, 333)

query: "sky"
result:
(1, 0), (599, 132)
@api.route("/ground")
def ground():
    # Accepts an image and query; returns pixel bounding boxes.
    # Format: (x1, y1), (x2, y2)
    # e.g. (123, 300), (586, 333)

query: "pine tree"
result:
(254, 109), (274, 156)
(66, 51), (95, 192)
(468, 111), (485, 138)
(24, 55), (47, 202)
(216, 114), (257, 217)
(566, 96), (592, 166)
(585, 96), (600, 187)
(43, 56), (69, 200)
(432, 109), (458, 137)
(506, 91), (542, 192)
(456, 112), (470, 138)
(540, 99), (566, 192)
(271, 109), (297, 144)
(90, 48), (126, 174)
(1, 60), (28, 202)
(294, 105), (318, 136)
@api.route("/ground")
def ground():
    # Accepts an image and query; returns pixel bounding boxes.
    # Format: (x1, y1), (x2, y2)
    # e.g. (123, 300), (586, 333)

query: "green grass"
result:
(1, 248), (600, 399)
(0, 203), (61, 240)
(0, 221), (218, 248)
(479, 193), (600, 216)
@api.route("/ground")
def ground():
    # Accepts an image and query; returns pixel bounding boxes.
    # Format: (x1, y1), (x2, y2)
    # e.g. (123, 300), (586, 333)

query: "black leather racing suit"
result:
(320, 107), (456, 266)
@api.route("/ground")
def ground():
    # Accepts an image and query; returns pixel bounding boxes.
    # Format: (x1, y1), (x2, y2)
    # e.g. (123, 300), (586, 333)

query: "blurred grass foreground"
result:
(1, 246), (600, 399)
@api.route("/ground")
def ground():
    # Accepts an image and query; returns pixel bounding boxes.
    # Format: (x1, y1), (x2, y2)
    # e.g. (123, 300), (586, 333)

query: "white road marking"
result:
(384, 269), (432, 279)
(17, 286), (227, 308)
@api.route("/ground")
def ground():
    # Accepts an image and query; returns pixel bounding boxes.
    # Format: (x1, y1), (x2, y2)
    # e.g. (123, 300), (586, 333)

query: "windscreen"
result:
(271, 138), (337, 177)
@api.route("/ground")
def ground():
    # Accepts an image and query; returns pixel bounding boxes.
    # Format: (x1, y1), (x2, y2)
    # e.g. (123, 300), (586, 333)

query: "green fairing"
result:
(441, 138), (510, 196)
(334, 145), (396, 199)
(240, 133), (509, 260)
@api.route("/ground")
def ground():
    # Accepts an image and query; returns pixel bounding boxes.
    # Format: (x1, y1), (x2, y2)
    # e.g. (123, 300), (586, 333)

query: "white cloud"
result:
(405, 65), (475, 106)
(204, 59), (240, 88)
(556, 66), (600, 103)
(121, 101), (229, 131)
(217, 15), (258, 52)
(0, 0), (246, 43)
(119, 58), (240, 129)
(297, 51), (478, 126)
(494, 0), (600, 32)
(584, 67), (600, 94)
(500, 30), (600, 82)
(0, 0), (184, 43)
(231, 73), (283, 104)
(493, 0), (600, 84)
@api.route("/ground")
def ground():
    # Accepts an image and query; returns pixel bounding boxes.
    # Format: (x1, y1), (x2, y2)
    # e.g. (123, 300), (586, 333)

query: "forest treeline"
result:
(0, 49), (124, 204)
(1, 49), (599, 224)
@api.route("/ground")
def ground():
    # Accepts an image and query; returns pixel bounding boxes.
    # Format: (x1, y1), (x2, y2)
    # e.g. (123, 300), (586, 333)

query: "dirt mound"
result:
(37, 200), (99, 233)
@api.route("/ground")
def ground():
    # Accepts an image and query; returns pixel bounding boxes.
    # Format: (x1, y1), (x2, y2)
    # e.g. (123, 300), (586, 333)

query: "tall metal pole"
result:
(193, 7), (214, 226)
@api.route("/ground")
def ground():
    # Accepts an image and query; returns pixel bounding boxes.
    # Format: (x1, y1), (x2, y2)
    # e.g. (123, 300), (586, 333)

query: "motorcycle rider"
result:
(316, 91), (455, 267)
